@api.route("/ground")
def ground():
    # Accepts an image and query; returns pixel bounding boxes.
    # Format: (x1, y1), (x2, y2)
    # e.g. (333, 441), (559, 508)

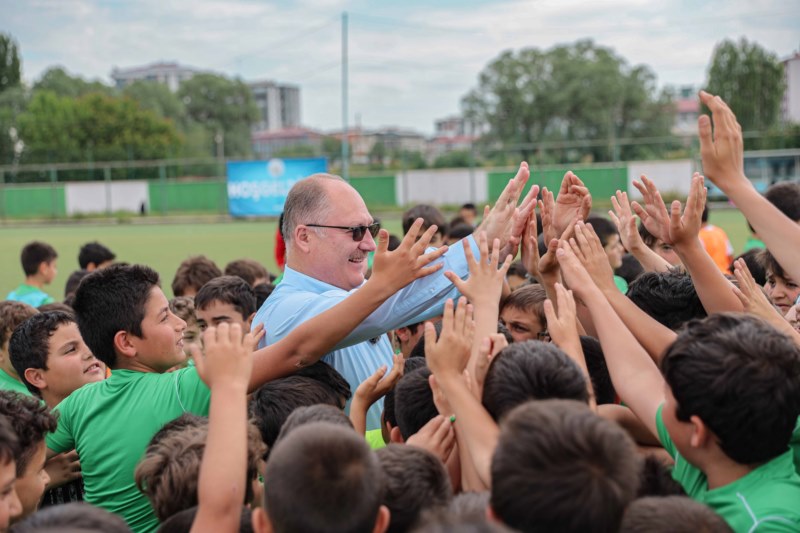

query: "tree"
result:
(0, 33), (21, 93)
(178, 74), (258, 157)
(0, 86), (28, 164)
(123, 80), (186, 125)
(33, 67), (113, 98)
(462, 39), (674, 162)
(705, 38), (785, 134)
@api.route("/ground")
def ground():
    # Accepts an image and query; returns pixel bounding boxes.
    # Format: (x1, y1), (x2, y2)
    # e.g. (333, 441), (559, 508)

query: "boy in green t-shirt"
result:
(556, 221), (800, 532)
(6, 242), (58, 308)
(45, 222), (447, 532)
(0, 301), (38, 396)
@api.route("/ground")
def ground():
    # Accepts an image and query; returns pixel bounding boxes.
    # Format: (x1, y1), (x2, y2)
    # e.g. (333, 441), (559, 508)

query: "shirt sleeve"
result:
(655, 403), (677, 459)
(174, 367), (211, 416)
(46, 401), (75, 453)
(264, 236), (480, 349)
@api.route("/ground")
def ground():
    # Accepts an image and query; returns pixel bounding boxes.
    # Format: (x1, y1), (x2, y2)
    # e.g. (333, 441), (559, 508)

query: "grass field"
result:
(0, 208), (750, 301)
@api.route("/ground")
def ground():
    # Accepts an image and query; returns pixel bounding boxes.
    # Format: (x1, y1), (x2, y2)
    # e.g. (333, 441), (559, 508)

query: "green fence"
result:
(349, 175), (396, 207)
(148, 179), (228, 214)
(0, 184), (66, 218)
(487, 164), (628, 202)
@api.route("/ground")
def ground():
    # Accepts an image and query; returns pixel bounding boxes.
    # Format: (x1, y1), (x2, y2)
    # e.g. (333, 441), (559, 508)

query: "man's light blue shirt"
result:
(253, 236), (479, 432)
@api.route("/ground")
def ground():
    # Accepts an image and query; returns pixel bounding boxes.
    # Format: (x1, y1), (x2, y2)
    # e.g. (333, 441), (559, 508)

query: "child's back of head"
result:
(276, 404), (354, 445)
(19, 241), (58, 278)
(490, 399), (640, 533)
(10, 502), (131, 533)
(224, 259), (269, 287)
(260, 422), (387, 533)
(78, 242), (116, 271)
(157, 506), (254, 533)
(764, 181), (800, 223)
(376, 444), (452, 533)
(171, 256), (222, 297)
(481, 341), (589, 421)
(403, 205), (447, 245)
(393, 367), (438, 440)
(620, 496), (732, 533)
(661, 313), (800, 464)
(249, 375), (342, 450)
(626, 269), (706, 330)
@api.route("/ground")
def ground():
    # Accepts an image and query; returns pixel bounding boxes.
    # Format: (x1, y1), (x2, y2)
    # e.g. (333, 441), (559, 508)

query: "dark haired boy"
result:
(557, 230), (800, 531)
(171, 256), (222, 298)
(9, 311), (106, 408)
(7, 242), (58, 307)
(9, 502), (131, 533)
(0, 391), (56, 523)
(403, 205), (447, 248)
(626, 269), (707, 330)
(0, 302), (38, 396)
(498, 284), (547, 343)
(194, 276), (257, 332)
(252, 422), (390, 533)
(621, 496), (732, 533)
(78, 242), (116, 271)
(490, 400), (640, 532)
(224, 259), (269, 287)
(0, 415), (21, 530)
(46, 226), (438, 532)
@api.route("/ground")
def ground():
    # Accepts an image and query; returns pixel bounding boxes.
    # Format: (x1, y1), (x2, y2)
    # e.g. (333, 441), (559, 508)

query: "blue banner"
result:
(226, 158), (328, 216)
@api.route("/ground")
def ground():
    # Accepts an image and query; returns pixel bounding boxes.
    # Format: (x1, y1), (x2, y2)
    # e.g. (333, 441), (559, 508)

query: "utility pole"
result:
(341, 11), (349, 180)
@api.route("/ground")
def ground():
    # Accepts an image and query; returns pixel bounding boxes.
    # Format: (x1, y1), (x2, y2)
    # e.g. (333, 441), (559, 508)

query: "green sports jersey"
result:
(0, 368), (33, 396)
(46, 368), (210, 533)
(656, 405), (800, 532)
(791, 417), (800, 476)
(6, 284), (54, 307)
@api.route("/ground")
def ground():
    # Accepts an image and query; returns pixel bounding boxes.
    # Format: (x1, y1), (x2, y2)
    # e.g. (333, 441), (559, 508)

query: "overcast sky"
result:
(4, 0), (799, 134)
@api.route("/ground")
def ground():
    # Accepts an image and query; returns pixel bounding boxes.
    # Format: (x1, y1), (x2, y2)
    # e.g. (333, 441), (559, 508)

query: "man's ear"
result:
(24, 368), (47, 391)
(113, 331), (138, 360)
(372, 505), (391, 533)
(294, 226), (313, 254)
(251, 507), (273, 533)
(389, 426), (404, 444)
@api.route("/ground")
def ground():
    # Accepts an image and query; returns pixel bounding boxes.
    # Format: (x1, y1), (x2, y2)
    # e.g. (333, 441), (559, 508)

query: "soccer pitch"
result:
(0, 209), (750, 302)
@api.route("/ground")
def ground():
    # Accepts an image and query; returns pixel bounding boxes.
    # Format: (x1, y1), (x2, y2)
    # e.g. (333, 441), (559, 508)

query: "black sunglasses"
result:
(306, 222), (381, 242)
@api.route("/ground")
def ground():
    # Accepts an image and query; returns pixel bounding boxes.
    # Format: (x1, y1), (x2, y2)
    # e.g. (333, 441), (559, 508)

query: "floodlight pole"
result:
(341, 11), (350, 181)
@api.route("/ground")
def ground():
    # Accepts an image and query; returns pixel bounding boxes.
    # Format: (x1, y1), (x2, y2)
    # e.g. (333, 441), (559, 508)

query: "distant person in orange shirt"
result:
(698, 204), (733, 273)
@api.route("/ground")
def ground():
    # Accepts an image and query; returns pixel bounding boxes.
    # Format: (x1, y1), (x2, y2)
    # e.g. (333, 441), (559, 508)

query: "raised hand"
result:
(698, 91), (746, 190)
(732, 258), (787, 322)
(353, 353), (404, 407)
(425, 298), (474, 378)
(445, 232), (512, 309)
(668, 173), (707, 247)
(371, 218), (449, 292)
(570, 221), (617, 293)
(555, 240), (600, 302)
(45, 450), (81, 488)
(406, 414), (456, 463)
(631, 175), (671, 245)
(192, 323), (257, 391)
(475, 162), (530, 249)
(471, 334), (508, 398)
(499, 183), (540, 260)
(543, 282), (581, 353)
(609, 189), (644, 253)
(553, 171), (592, 236)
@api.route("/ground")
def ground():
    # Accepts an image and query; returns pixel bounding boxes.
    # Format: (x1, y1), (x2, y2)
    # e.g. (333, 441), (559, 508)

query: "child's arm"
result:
(191, 323), (257, 533)
(698, 91), (800, 282)
(609, 189), (671, 273)
(248, 220), (447, 391)
(544, 282), (595, 409)
(443, 232), (511, 383)
(557, 238), (665, 439)
(349, 353), (404, 436)
(425, 298), (499, 488)
(633, 173), (743, 314)
(571, 221), (677, 362)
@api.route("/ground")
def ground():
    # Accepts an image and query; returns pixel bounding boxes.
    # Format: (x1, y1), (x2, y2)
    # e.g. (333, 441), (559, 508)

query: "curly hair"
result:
(0, 391), (58, 475)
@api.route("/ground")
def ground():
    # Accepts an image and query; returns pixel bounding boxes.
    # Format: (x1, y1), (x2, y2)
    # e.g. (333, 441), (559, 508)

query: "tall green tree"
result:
(0, 33), (21, 93)
(462, 39), (674, 162)
(705, 38), (785, 133)
(33, 67), (113, 98)
(178, 74), (258, 157)
(0, 86), (28, 164)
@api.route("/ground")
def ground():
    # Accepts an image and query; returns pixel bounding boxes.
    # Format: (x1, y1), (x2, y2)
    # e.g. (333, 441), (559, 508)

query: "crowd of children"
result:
(0, 91), (798, 533)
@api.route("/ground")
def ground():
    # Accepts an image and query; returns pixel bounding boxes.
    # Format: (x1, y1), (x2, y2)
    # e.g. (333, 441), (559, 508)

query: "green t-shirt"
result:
(0, 368), (33, 396)
(791, 417), (800, 476)
(6, 284), (54, 307)
(656, 405), (800, 532)
(46, 368), (211, 533)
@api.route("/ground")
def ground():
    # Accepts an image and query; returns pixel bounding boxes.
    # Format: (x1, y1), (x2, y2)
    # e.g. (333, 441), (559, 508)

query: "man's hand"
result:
(570, 221), (617, 294)
(475, 162), (531, 250)
(371, 218), (449, 293)
(192, 323), (257, 391)
(631, 175), (672, 245)
(698, 91), (746, 190)
(553, 171), (592, 236)
(353, 353), (404, 407)
(425, 297), (474, 378)
(609, 189), (645, 253)
(668, 173), (707, 248)
(45, 450), (81, 489)
(445, 232), (512, 309)
(406, 414), (456, 463)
